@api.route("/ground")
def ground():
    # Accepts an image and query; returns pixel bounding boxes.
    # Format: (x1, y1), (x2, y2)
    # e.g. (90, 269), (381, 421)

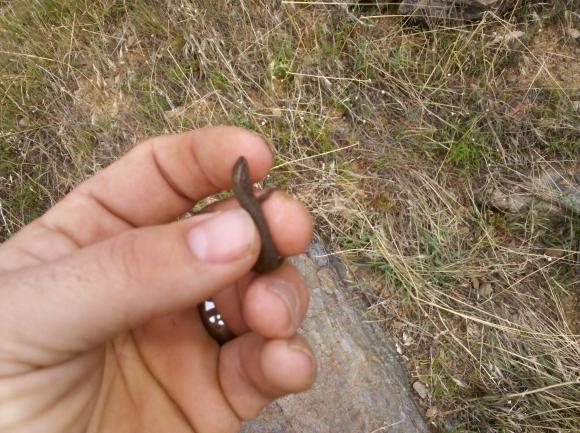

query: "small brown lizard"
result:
(198, 156), (282, 344)
(231, 156), (282, 273)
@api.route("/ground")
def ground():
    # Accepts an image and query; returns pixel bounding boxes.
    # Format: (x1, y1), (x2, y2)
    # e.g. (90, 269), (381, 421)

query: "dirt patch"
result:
(502, 25), (580, 92)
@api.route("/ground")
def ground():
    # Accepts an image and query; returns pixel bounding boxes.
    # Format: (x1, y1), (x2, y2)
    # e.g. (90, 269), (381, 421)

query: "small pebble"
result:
(566, 28), (580, 39)
(413, 381), (429, 399)
(16, 115), (30, 128)
(545, 248), (564, 259)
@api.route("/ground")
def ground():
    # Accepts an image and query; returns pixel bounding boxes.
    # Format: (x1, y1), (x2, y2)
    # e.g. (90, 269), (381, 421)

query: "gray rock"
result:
(242, 237), (430, 433)
(483, 164), (580, 218)
(399, 0), (504, 21)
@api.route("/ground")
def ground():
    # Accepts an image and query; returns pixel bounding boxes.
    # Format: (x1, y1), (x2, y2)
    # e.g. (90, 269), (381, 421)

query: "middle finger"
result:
(214, 260), (310, 339)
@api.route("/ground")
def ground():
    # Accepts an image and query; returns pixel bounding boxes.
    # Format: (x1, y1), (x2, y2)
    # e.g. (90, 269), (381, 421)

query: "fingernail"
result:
(288, 341), (316, 371)
(187, 208), (255, 264)
(267, 281), (300, 332)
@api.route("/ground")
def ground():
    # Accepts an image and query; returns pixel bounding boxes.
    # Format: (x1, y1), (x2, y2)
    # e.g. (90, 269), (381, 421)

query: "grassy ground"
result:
(1, 1), (578, 431)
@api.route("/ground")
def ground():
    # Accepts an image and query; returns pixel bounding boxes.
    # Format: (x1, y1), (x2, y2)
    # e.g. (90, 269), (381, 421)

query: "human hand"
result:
(0, 127), (315, 433)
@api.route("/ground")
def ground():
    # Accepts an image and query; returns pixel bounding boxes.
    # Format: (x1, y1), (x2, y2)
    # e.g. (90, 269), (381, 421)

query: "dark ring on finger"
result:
(198, 298), (235, 345)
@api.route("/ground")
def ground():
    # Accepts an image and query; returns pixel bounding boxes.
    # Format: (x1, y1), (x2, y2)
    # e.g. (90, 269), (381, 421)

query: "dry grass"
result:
(1, 1), (579, 432)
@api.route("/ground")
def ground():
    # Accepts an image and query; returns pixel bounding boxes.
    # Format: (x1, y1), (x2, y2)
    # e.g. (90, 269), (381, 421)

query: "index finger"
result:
(42, 126), (273, 244)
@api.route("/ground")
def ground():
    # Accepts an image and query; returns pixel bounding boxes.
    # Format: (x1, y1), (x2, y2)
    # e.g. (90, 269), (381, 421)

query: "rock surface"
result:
(242, 237), (430, 433)
(482, 164), (580, 218)
(399, 0), (504, 21)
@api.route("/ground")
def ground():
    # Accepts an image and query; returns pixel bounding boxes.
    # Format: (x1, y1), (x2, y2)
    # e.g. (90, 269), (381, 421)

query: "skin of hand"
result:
(0, 126), (316, 433)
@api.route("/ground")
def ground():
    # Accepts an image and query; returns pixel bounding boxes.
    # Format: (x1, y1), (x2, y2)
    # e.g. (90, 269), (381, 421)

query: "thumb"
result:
(0, 208), (260, 370)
